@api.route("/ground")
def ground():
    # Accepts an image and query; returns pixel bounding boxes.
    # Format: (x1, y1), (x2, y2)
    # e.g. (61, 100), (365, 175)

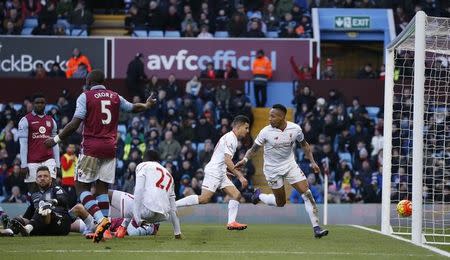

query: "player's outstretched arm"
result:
(44, 117), (82, 147)
(131, 94), (157, 113)
(236, 142), (261, 168)
(300, 140), (320, 173)
(225, 154), (248, 188)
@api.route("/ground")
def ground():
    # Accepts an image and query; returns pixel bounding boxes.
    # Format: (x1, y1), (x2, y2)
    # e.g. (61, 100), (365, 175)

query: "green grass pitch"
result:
(0, 224), (449, 260)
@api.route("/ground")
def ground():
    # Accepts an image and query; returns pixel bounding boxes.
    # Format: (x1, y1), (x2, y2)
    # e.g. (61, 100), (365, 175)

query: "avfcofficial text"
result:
(146, 50), (277, 71)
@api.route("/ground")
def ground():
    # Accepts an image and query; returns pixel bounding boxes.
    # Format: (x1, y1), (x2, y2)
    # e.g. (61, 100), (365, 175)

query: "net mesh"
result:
(390, 16), (450, 245)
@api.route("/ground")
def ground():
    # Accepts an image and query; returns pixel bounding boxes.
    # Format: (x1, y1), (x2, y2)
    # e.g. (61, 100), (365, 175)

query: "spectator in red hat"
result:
(321, 58), (337, 80)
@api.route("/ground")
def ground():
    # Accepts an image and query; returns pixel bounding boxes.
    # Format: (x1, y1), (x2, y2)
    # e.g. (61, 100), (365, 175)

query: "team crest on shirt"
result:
(289, 133), (292, 138)
(46, 121), (51, 127)
(38, 126), (46, 134)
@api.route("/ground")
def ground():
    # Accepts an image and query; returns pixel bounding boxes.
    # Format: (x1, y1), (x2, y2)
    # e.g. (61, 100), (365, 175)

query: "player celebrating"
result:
(19, 94), (60, 192)
(130, 150), (181, 239)
(176, 115), (250, 230)
(236, 104), (328, 238)
(44, 70), (157, 242)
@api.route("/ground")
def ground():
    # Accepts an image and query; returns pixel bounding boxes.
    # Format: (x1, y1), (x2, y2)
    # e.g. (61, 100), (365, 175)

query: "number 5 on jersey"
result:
(101, 100), (111, 125)
(155, 167), (173, 191)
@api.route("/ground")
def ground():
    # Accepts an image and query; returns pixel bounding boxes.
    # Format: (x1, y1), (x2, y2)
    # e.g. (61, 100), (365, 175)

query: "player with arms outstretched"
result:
(44, 70), (157, 242)
(236, 104), (328, 238)
(176, 115), (250, 230)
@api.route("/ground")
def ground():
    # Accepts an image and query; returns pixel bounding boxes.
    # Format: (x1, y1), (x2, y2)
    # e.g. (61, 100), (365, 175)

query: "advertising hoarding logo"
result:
(113, 39), (310, 81)
(0, 37), (105, 77)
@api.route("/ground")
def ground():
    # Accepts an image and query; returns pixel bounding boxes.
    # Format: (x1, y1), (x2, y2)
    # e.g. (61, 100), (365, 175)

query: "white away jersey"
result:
(255, 121), (304, 174)
(204, 131), (238, 178)
(133, 161), (175, 219)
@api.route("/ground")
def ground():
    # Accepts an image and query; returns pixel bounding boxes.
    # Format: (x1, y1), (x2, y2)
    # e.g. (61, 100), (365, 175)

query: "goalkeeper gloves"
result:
(38, 201), (53, 216)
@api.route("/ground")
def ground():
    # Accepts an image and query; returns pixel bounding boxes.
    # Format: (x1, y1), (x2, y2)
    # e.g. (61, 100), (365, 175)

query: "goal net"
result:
(382, 11), (450, 245)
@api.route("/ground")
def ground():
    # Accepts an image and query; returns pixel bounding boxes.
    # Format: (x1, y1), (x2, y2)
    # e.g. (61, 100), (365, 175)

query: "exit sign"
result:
(335, 16), (370, 29)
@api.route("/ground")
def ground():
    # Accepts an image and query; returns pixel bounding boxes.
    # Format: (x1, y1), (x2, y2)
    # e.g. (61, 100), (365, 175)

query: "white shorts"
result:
(202, 171), (235, 192)
(75, 154), (116, 184)
(264, 161), (306, 189)
(140, 207), (168, 223)
(26, 158), (57, 183)
(109, 190), (134, 218)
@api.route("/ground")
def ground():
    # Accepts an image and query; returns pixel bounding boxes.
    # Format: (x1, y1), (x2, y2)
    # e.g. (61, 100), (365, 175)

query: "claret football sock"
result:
(80, 191), (104, 223)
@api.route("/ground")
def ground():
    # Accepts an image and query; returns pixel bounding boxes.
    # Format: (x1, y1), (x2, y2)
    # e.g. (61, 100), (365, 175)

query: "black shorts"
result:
(30, 211), (71, 236)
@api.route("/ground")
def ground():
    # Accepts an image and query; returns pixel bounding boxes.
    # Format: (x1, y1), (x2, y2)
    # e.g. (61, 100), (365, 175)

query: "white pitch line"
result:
(350, 225), (450, 258)
(1, 249), (435, 257)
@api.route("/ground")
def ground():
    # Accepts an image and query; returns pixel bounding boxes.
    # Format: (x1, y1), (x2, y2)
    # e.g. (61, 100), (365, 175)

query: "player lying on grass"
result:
(69, 201), (159, 238)
(70, 149), (181, 239)
(176, 115), (250, 230)
(236, 104), (328, 238)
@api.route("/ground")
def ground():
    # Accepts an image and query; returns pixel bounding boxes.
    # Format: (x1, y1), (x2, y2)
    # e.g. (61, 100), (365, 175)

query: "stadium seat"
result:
(23, 18), (38, 28)
(300, 161), (311, 175)
(214, 31), (229, 38)
(338, 152), (352, 163)
(148, 30), (164, 37)
(346, 107), (352, 116)
(71, 29), (87, 36)
(21, 28), (33, 35)
(56, 19), (70, 29)
(165, 31), (181, 38)
(366, 106), (380, 120)
(13, 104), (22, 111)
(132, 30), (147, 37)
(117, 124), (127, 140)
(117, 160), (124, 170)
(44, 105), (58, 114)
(197, 142), (205, 153)
(266, 31), (279, 38)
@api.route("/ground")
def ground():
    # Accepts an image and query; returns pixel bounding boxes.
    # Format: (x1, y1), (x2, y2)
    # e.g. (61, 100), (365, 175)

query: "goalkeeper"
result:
(9, 166), (71, 236)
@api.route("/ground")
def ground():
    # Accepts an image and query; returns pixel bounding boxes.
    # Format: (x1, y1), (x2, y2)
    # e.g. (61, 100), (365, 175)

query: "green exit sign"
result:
(335, 16), (370, 29)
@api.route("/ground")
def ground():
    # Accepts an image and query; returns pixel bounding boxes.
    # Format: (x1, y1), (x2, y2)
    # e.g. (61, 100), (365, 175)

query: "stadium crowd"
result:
(0, 0), (94, 35)
(2, 0), (448, 37)
(0, 73), (388, 205)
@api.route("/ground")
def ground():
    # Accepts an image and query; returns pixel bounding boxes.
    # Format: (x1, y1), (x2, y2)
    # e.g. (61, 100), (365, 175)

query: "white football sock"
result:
(227, 200), (239, 224)
(302, 190), (320, 227)
(84, 214), (96, 232)
(24, 224), (33, 234)
(78, 220), (87, 233)
(259, 193), (277, 206)
(176, 195), (199, 207)
(121, 218), (131, 228)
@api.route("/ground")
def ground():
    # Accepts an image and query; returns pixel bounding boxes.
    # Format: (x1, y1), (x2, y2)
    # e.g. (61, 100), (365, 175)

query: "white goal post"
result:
(382, 11), (450, 245)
